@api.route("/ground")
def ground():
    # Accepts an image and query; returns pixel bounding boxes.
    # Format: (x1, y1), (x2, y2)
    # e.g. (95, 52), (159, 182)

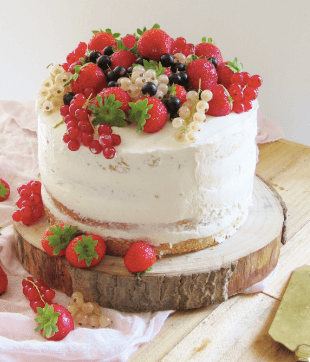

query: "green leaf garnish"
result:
(208, 38), (215, 44)
(225, 57), (243, 73)
(128, 98), (153, 132)
(74, 235), (99, 267)
(89, 94), (128, 127)
(35, 304), (61, 338)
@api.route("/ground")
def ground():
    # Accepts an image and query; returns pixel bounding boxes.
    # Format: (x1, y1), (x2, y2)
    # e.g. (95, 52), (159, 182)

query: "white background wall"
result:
(1, 0), (310, 145)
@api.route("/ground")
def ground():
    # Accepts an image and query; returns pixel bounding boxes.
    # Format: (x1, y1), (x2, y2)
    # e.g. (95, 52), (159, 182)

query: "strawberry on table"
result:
(0, 266), (8, 295)
(124, 241), (156, 274)
(186, 58), (218, 91)
(0, 178), (10, 202)
(207, 84), (233, 117)
(128, 97), (168, 133)
(41, 223), (78, 257)
(35, 303), (74, 341)
(65, 235), (106, 268)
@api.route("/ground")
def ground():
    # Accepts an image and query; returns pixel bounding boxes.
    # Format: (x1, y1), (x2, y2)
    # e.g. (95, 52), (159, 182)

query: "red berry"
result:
(12, 210), (22, 222)
(81, 133), (94, 146)
(43, 289), (56, 303)
(232, 101), (245, 114)
(63, 133), (70, 143)
(124, 241), (156, 273)
(68, 139), (80, 151)
(34, 280), (46, 288)
(66, 119), (78, 129)
(78, 121), (93, 133)
(64, 115), (76, 124)
(20, 188), (31, 199)
(173, 37), (186, 50)
(111, 134), (121, 146)
(16, 197), (24, 208)
(98, 124), (112, 135)
(228, 83), (244, 101)
(30, 181), (41, 195)
(27, 287), (41, 301)
(241, 72), (251, 86)
(230, 72), (243, 85)
(66, 52), (77, 64)
(62, 63), (69, 71)
(249, 75), (263, 88)
(243, 87), (258, 101)
(77, 42), (87, 53)
(68, 127), (80, 140)
(74, 93), (86, 108)
(75, 108), (88, 122)
(60, 105), (70, 116)
(20, 206), (32, 218)
(23, 286), (30, 297)
(242, 100), (253, 112)
(183, 43), (195, 56)
(69, 103), (79, 117)
(29, 194), (41, 206)
(21, 199), (32, 208)
(103, 146), (116, 159)
(30, 300), (45, 313)
(89, 140), (102, 154)
(32, 205), (44, 219)
(22, 215), (36, 226)
(99, 134), (113, 147)
(84, 87), (95, 99)
(22, 277), (34, 288)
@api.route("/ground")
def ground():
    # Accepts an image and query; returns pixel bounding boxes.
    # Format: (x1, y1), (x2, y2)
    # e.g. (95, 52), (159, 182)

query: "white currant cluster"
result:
(38, 65), (72, 113)
(118, 66), (169, 101)
(173, 89), (213, 144)
(67, 292), (111, 328)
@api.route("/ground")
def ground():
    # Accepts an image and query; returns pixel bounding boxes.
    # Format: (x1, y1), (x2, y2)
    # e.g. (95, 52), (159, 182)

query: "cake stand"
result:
(13, 176), (285, 312)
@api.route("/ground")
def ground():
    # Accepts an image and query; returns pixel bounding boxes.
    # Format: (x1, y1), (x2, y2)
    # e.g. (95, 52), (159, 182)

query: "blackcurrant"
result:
(136, 57), (149, 65)
(96, 55), (112, 71)
(103, 46), (114, 56)
(106, 71), (115, 82)
(168, 73), (182, 85)
(141, 82), (157, 97)
(127, 66), (133, 75)
(207, 57), (218, 68)
(170, 112), (179, 120)
(178, 71), (189, 86)
(63, 92), (75, 105)
(89, 51), (101, 63)
(113, 66), (127, 79)
(160, 53), (174, 67)
(165, 97), (181, 113)
(108, 81), (118, 87)
(171, 62), (185, 73)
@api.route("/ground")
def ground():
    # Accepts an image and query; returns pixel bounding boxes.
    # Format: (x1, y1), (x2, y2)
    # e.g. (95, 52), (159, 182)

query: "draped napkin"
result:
(0, 99), (284, 362)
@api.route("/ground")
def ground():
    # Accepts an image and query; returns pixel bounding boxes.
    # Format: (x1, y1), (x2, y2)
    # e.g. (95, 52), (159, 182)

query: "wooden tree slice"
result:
(13, 176), (284, 312)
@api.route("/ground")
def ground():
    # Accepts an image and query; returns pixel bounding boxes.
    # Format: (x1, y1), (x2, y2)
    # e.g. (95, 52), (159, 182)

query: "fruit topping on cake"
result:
(37, 24), (263, 151)
(0, 178), (10, 202)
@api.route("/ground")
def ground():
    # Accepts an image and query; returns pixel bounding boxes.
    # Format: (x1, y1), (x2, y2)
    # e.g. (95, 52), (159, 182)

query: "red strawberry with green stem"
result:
(0, 266), (8, 295)
(195, 37), (223, 65)
(0, 179), (10, 202)
(124, 241), (156, 274)
(217, 58), (243, 89)
(128, 97), (168, 133)
(110, 40), (138, 70)
(41, 223), (78, 257)
(35, 303), (74, 341)
(207, 84), (233, 117)
(121, 34), (138, 49)
(186, 58), (218, 91)
(88, 29), (120, 51)
(65, 235), (106, 268)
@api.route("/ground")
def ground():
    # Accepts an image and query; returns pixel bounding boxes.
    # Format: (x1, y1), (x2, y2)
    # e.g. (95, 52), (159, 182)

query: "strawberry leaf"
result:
(105, 28), (121, 38)
(208, 38), (215, 44)
(225, 57), (243, 73)
(90, 94), (128, 127)
(0, 181), (9, 198)
(128, 98), (153, 132)
(201, 37), (207, 43)
(35, 304), (60, 338)
(152, 23), (160, 29)
(46, 224), (78, 256)
(137, 26), (147, 36)
(74, 235), (99, 267)
(115, 40), (127, 51)
(129, 43), (139, 54)
(136, 266), (153, 277)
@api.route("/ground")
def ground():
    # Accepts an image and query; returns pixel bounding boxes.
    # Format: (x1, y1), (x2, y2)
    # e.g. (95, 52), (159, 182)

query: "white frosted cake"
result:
(36, 26), (262, 256)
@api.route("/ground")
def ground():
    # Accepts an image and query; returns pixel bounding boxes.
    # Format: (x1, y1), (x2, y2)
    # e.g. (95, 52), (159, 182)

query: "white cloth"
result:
(0, 100), (283, 362)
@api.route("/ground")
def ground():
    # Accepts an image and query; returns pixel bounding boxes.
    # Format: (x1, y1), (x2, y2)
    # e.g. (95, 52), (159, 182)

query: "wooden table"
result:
(128, 139), (310, 362)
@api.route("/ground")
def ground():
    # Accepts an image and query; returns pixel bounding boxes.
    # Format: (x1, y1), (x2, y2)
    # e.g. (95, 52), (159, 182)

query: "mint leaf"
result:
(128, 98), (153, 132)
(90, 94), (128, 127)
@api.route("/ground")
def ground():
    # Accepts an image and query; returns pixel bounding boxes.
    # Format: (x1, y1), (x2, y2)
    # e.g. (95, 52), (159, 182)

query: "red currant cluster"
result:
(171, 37), (195, 56)
(22, 277), (56, 312)
(228, 73), (263, 114)
(12, 181), (44, 226)
(62, 42), (87, 72)
(61, 93), (121, 159)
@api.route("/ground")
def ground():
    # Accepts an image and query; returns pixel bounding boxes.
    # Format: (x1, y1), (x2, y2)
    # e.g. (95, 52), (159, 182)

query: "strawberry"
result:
(41, 223), (78, 257)
(65, 234), (106, 268)
(207, 84), (233, 117)
(217, 58), (243, 88)
(186, 58), (218, 91)
(111, 50), (137, 70)
(137, 28), (173, 61)
(195, 38), (223, 64)
(0, 266), (8, 295)
(35, 303), (74, 341)
(174, 84), (187, 104)
(67, 63), (107, 96)
(97, 87), (131, 114)
(88, 30), (118, 51)
(128, 97), (168, 133)
(124, 241), (156, 274)
(121, 34), (137, 49)
(0, 178), (10, 202)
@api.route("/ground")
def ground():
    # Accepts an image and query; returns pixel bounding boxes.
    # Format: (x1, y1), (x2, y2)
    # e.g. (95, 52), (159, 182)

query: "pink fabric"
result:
(0, 100), (283, 361)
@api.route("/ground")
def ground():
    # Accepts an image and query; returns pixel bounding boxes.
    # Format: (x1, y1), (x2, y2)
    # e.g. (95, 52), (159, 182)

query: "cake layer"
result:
(37, 100), (258, 247)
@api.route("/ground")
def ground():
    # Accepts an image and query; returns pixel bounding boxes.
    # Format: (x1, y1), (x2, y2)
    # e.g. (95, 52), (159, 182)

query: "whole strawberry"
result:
(111, 50), (137, 71)
(137, 28), (172, 61)
(128, 97), (168, 133)
(88, 30), (117, 51)
(0, 266), (8, 295)
(195, 39), (223, 65)
(207, 84), (233, 117)
(186, 59), (218, 91)
(65, 235), (106, 268)
(0, 178), (10, 202)
(69, 63), (107, 96)
(97, 87), (131, 114)
(124, 241), (156, 274)
(217, 58), (243, 89)
(41, 223), (78, 257)
(35, 303), (74, 341)
(121, 34), (137, 49)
